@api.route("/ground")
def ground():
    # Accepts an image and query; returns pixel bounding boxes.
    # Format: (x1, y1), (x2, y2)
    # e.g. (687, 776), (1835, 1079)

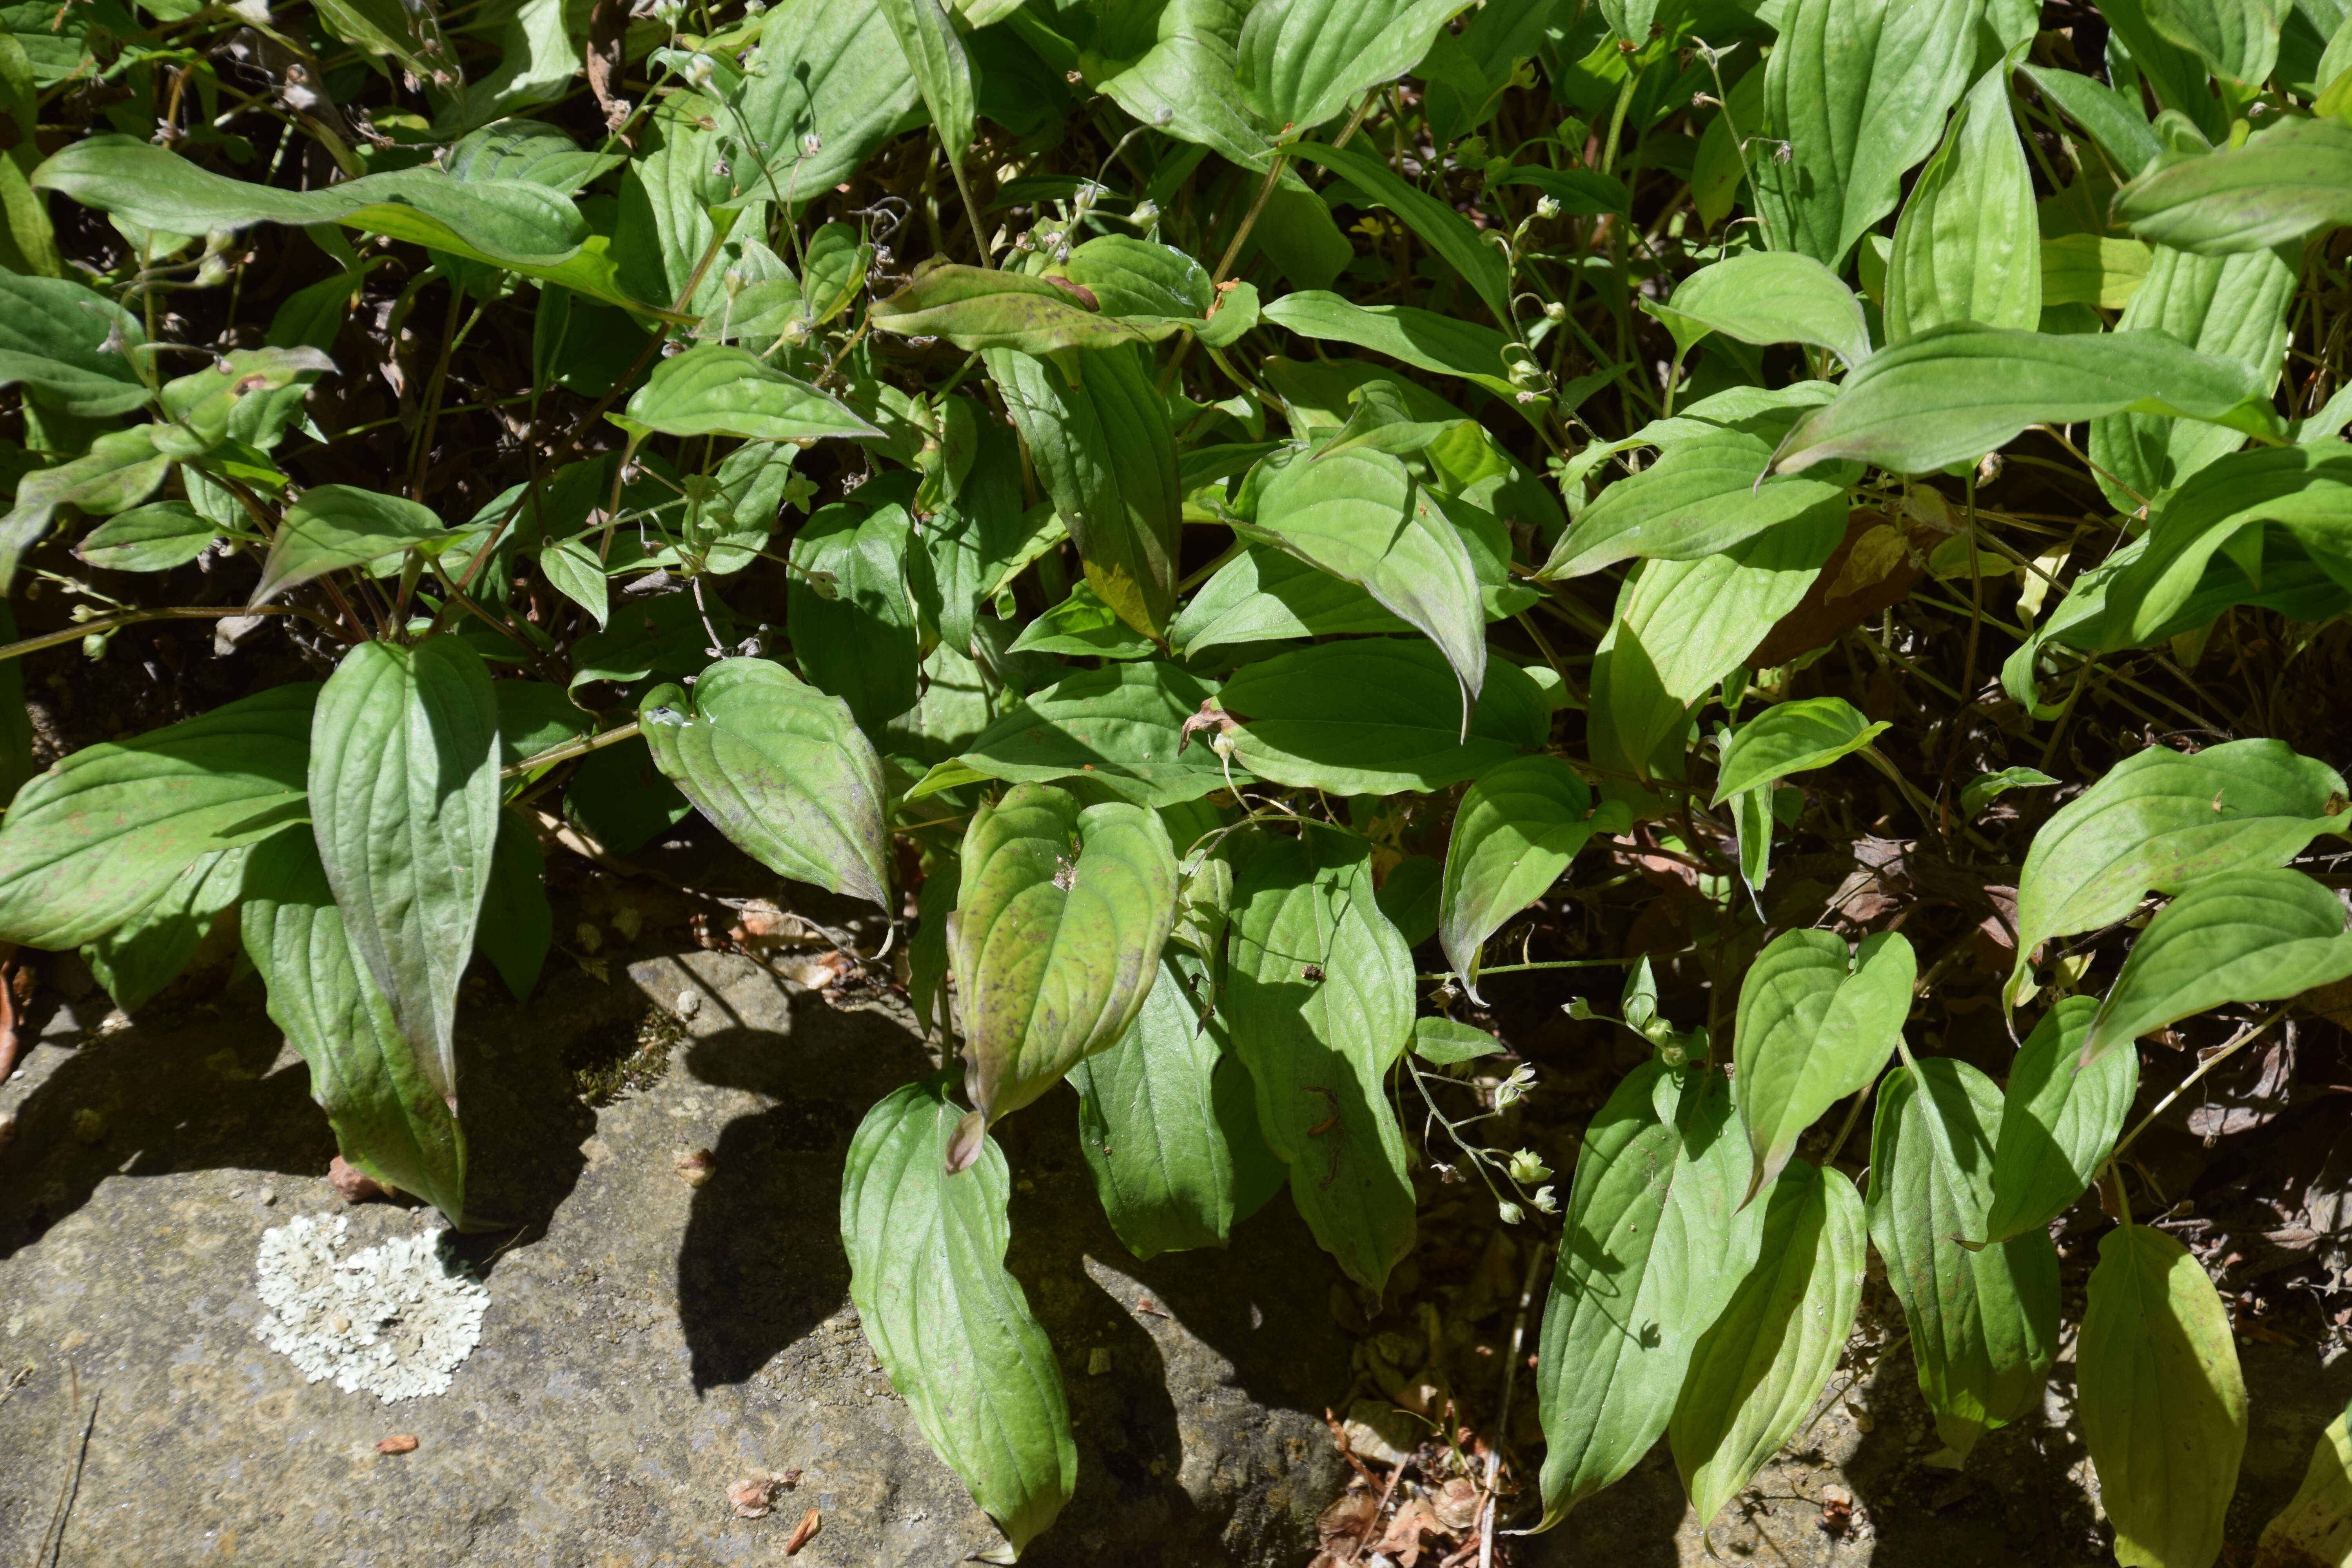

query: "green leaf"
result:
(1962, 765), (2059, 817)
(0, 426), (169, 591)
(2116, 117), (2352, 254)
(476, 808), (549, 1002)
(0, 270), (147, 417)
(1007, 579), (1161, 659)
(619, 345), (880, 443)
(1977, 996), (2137, 1246)
(0, 683), (314, 949)
(2020, 64), (2164, 178)
(2088, 445), (2352, 646)
(1260, 288), (1531, 402)
(1224, 829), (1417, 1292)
(2080, 1223), (2247, 1568)
(251, 485), (458, 605)
(1289, 140), (1511, 324)
(1248, 446), (1486, 711)
(83, 845), (246, 1014)
(1588, 511), (1844, 782)
(1671, 1159), (1867, 1534)
(74, 500), (217, 573)
(949, 783), (1179, 1162)
(638, 658), (891, 907)
(1536, 1062), (1767, 1524)
(2089, 241), (2298, 509)
(1070, 949), (1278, 1259)
(1237, 0), (1467, 132)
(911, 662), (1242, 808)
(2009, 737), (2350, 1004)
(1751, 0), (1983, 269)
(1713, 697), (1889, 804)
(1647, 251), (1873, 371)
(842, 1078), (1075, 1557)
(32, 136), (680, 323)
(241, 826), (467, 1223)
(1169, 544), (1415, 653)
(1733, 929), (1915, 1203)
(987, 345), (1181, 639)
(786, 498), (922, 736)
(878, 0), (977, 160)
(309, 639), (501, 1115)
(1221, 638), (1550, 795)
(1411, 1015), (1506, 1065)
(2144, 0), (2281, 84)
(1774, 323), (2278, 477)
(2040, 233), (2157, 310)
(874, 264), (1196, 353)
(2256, 1394), (2352, 1568)
(1538, 406), (1855, 580)
(1882, 59), (2042, 341)
(1437, 755), (1623, 996)
(736, 0), (923, 212)
(1867, 1057), (2060, 1460)
(2085, 868), (2352, 1063)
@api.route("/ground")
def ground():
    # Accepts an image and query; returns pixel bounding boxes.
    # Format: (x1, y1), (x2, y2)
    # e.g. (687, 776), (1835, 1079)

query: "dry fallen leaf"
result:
(376, 1434), (418, 1455)
(675, 1149), (718, 1187)
(728, 1474), (780, 1519)
(785, 1507), (821, 1555)
(1432, 1476), (1481, 1534)
(328, 1156), (388, 1203)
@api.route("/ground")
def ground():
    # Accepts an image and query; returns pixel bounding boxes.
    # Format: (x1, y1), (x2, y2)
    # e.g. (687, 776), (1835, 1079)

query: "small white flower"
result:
(1535, 194), (1561, 220)
(1507, 1149), (1553, 1187)
(1532, 1185), (1559, 1214)
(1495, 1063), (1536, 1110)
(1496, 1200), (1525, 1226)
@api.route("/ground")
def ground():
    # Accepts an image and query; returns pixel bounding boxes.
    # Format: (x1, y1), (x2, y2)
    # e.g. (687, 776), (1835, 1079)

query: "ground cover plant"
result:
(10, 0), (2352, 1559)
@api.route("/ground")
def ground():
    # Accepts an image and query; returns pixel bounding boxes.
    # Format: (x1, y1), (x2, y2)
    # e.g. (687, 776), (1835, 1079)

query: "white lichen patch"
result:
(253, 1214), (489, 1402)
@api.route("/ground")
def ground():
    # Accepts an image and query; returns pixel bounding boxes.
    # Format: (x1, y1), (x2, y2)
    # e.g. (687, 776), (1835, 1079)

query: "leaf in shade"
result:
(0, 426), (168, 592)
(83, 845), (247, 1014)
(251, 485), (459, 605)
(1437, 755), (1625, 998)
(0, 269), (147, 417)
(1223, 829), (1417, 1293)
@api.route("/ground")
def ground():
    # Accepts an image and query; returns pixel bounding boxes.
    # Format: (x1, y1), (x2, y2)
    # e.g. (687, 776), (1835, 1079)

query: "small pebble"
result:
(376, 1434), (418, 1455)
(258, 1189), (278, 1207)
(676, 989), (702, 1019)
(675, 1149), (717, 1187)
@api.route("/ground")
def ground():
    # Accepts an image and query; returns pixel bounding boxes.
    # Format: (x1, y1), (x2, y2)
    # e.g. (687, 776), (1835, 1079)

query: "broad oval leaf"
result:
(1437, 755), (1622, 996)
(1775, 324), (2276, 477)
(2009, 737), (2350, 1004)
(0, 682), (314, 949)
(910, 662), (1243, 808)
(872, 264), (1190, 353)
(1069, 949), (1281, 1259)
(1221, 638), (1551, 795)
(734, 0), (921, 214)
(1224, 829), (1418, 1292)
(1648, 251), (1872, 370)
(1712, 696), (1888, 805)
(2084, 868), (2352, 1064)
(1236, 0), (1468, 134)
(1249, 445), (1485, 710)
(1670, 1159), (1866, 1534)
(842, 1078), (1076, 1557)
(309, 638), (502, 1114)
(1411, 1015), (1506, 1065)
(2080, 1223), (2247, 1568)
(0, 426), (168, 590)
(1170, 544), (1414, 653)
(785, 499), (922, 736)
(1536, 1062), (1767, 1524)
(1867, 1056), (2060, 1460)
(252, 484), (457, 605)
(1882, 59), (2041, 341)
(82, 844), (247, 1015)
(637, 657), (891, 907)
(620, 344), (880, 442)
(0, 270), (147, 417)
(1733, 929), (1915, 1203)
(241, 827), (466, 1224)
(75, 500), (217, 573)
(2116, 117), (2352, 255)
(949, 783), (1178, 1163)
(1978, 995), (2138, 1246)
